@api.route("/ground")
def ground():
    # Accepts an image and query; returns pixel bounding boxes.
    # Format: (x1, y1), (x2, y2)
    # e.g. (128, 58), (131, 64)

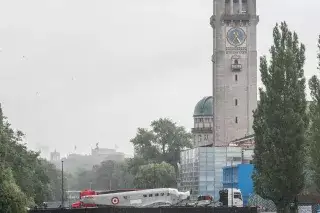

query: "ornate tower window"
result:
(241, 0), (248, 14)
(231, 56), (242, 71)
(235, 99), (238, 106)
(225, 0), (230, 14)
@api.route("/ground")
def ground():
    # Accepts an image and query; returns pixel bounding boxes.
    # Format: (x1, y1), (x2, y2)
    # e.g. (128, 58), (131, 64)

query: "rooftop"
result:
(194, 96), (213, 117)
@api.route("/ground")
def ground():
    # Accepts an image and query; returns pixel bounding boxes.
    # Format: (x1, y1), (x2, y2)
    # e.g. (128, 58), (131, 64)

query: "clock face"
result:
(227, 27), (246, 46)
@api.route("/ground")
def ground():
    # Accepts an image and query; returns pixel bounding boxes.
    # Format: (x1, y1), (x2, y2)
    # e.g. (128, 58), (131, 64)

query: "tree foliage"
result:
(69, 160), (134, 190)
(130, 118), (192, 171)
(0, 168), (28, 213)
(133, 162), (176, 189)
(0, 103), (63, 208)
(252, 22), (308, 212)
(70, 118), (190, 191)
(308, 35), (320, 193)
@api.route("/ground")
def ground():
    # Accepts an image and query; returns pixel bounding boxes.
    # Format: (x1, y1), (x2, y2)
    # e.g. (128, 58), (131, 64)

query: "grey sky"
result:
(0, 0), (319, 158)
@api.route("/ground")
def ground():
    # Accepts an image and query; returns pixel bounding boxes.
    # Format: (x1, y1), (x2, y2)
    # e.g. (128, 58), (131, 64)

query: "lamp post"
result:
(61, 160), (64, 208)
(231, 158), (234, 207)
(153, 163), (156, 188)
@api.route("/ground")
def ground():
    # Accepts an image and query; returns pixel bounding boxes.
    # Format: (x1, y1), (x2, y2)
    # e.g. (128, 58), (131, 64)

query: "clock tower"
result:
(210, 0), (259, 146)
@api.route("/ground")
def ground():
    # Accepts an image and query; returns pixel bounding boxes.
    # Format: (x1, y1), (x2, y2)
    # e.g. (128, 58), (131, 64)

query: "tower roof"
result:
(193, 96), (213, 117)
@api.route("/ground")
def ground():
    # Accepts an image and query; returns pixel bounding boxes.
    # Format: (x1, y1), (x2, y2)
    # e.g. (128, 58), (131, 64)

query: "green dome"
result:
(193, 96), (213, 117)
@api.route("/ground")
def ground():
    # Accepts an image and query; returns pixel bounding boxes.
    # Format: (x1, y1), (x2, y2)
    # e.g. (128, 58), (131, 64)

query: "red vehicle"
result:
(71, 189), (97, 208)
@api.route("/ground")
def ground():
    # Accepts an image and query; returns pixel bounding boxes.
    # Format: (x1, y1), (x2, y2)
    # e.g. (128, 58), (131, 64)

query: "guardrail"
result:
(29, 207), (258, 213)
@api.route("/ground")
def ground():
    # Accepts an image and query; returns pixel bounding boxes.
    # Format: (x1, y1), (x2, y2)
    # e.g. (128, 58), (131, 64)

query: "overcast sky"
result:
(0, 0), (319, 158)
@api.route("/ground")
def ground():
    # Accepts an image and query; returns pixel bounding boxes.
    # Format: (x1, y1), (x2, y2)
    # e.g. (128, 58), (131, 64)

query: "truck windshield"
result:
(234, 192), (242, 200)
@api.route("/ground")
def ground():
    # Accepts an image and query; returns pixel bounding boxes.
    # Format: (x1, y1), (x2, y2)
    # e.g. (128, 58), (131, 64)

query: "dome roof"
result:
(193, 96), (213, 117)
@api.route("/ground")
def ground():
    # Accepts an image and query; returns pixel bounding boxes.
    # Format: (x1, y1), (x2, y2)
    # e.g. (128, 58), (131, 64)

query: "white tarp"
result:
(298, 205), (312, 213)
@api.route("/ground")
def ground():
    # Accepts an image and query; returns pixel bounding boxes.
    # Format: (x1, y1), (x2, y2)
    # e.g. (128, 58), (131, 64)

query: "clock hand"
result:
(232, 32), (240, 44)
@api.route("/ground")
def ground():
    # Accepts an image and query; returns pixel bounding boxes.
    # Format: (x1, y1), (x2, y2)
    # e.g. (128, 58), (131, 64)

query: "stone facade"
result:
(211, 0), (259, 146)
(178, 0), (258, 197)
(192, 96), (214, 147)
(192, 116), (214, 147)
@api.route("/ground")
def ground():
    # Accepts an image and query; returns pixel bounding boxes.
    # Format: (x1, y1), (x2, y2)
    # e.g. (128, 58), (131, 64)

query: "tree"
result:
(113, 160), (134, 189)
(130, 118), (192, 170)
(308, 35), (320, 194)
(0, 103), (63, 206)
(127, 157), (147, 176)
(133, 162), (176, 188)
(0, 168), (28, 213)
(252, 22), (308, 213)
(69, 169), (95, 190)
(93, 160), (119, 190)
(39, 159), (69, 202)
(70, 160), (134, 191)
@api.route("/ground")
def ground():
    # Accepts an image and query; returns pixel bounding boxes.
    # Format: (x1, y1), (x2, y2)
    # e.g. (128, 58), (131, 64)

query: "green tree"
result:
(71, 160), (134, 191)
(113, 160), (134, 189)
(130, 118), (192, 170)
(0, 168), (28, 213)
(308, 35), (320, 193)
(0, 103), (63, 206)
(93, 160), (119, 190)
(134, 162), (176, 188)
(70, 169), (95, 190)
(252, 22), (308, 213)
(127, 157), (147, 176)
(39, 159), (69, 202)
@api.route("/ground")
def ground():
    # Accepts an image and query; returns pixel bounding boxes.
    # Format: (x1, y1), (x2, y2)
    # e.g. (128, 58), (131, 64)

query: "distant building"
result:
(91, 147), (116, 156)
(91, 143), (125, 162)
(50, 149), (61, 162)
(51, 144), (125, 173)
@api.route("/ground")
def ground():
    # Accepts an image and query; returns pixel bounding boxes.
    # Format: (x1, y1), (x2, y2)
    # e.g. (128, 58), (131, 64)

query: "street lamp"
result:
(153, 163), (156, 188)
(61, 160), (64, 208)
(231, 158), (234, 207)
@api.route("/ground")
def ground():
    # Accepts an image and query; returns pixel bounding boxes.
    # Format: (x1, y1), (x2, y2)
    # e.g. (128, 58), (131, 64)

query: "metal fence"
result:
(29, 207), (258, 213)
(298, 203), (319, 213)
(248, 193), (320, 213)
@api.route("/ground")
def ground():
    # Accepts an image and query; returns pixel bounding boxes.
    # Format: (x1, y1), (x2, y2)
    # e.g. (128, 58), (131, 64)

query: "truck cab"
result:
(219, 188), (243, 207)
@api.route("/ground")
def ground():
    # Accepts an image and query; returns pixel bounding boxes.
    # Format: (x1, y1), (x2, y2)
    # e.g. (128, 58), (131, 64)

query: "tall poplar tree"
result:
(308, 35), (320, 193)
(252, 22), (308, 212)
